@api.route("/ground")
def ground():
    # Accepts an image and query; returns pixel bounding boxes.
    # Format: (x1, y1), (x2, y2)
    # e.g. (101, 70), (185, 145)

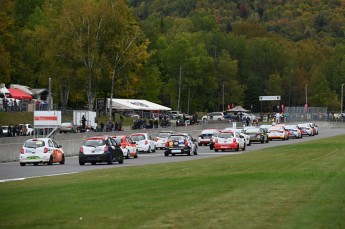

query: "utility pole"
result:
(109, 70), (115, 118)
(222, 84), (224, 111)
(177, 65), (182, 111)
(341, 83), (344, 114)
(48, 78), (51, 111)
(305, 84), (308, 105)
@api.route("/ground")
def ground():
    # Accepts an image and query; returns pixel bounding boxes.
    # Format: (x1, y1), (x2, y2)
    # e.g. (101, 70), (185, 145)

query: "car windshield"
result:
(131, 135), (145, 141)
(201, 133), (213, 137)
(285, 125), (295, 130)
(245, 128), (260, 134)
(169, 135), (186, 141)
(83, 139), (105, 147)
(201, 130), (216, 134)
(298, 124), (308, 128)
(24, 140), (45, 148)
(218, 133), (234, 138)
(158, 133), (170, 138)
(113, 138), (122, 144)
(61, 122), (72, 126)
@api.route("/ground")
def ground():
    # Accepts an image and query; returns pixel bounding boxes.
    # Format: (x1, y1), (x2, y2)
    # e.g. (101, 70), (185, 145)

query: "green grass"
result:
(0, 112), (34, 126)
(1, 135), (345, 229)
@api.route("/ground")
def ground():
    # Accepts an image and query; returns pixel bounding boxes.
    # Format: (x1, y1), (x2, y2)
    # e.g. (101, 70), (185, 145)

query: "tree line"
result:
(1, 0), (345, 113)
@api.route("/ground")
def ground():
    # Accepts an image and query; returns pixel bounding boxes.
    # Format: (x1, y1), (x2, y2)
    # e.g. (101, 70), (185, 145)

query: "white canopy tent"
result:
(0, 84), (10, 94)
(107, 98), (171, 111)
(226, 106), (249, 112)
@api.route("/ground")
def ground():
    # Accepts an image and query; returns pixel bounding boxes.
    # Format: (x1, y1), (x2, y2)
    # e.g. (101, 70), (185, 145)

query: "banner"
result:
(34, 111), (61, 128)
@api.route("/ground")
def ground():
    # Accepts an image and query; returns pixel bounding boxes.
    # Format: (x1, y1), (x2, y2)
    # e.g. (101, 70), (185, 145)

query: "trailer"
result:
(73, 110), (97, 132)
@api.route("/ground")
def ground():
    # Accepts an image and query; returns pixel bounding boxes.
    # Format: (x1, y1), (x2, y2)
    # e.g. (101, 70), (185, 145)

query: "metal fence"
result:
(283, 106), (344, 122)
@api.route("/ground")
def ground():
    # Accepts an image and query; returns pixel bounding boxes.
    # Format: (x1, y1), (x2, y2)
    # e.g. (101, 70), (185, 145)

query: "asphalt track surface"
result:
(1, 127), (344, 182)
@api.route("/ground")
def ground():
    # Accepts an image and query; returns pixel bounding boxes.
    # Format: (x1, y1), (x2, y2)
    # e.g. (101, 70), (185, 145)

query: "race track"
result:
(1, 126), (344, 182)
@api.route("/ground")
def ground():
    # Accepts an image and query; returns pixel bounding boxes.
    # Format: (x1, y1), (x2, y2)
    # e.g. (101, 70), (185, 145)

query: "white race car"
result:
(131, 133), (156, 153)
(223, 128), (251, 146)
(154, 131), (175, 149)
(284, 125), (302, 139)
(198, 129), (219, 146)
(297, 123), (314, 136)
(214, 131), (246, 152)
(20, 138), (65, 166)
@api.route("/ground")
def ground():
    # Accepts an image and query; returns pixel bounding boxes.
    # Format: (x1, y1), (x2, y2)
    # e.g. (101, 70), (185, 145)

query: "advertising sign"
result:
(34, 111), (61, 128)
(259, 96), (281, 101)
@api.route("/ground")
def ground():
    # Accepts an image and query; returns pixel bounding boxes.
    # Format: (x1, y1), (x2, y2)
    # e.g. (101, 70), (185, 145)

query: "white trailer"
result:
(73, 110), (97, 131)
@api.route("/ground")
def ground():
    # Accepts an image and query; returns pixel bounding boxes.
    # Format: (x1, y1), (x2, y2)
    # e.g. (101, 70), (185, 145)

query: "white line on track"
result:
(0, 172), (78, 183)
(137, 152), (242, 156)
(201, 152), (242, 155)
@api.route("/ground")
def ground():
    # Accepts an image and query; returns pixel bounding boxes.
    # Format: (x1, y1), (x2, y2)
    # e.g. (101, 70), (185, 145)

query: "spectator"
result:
(81, 115), (86, 129)
(106, 121), (111, 132)
(22, 124), (27, 136)
(40, 100), (45, 110)
(3, 99), (7, 111)
(118, 120), (122, 131)
(275, 112), (281, 124)
(100, 122), (105, 132)
(14, 100), (18, 111)
(246, 116), (250, 126)
(7, 125), (12, 137)
(242, 116), (246, 127)
(13, 125), (18, 136)
(8, 99), (13, 111)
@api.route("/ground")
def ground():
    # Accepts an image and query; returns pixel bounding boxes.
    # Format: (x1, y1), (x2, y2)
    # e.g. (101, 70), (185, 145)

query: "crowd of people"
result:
(0, 98), (22, 112)
(175, 113), (199, 126)
(0, 124), (32, 138)
(130, 113), (172, 130)
(99, 116), (124, 132)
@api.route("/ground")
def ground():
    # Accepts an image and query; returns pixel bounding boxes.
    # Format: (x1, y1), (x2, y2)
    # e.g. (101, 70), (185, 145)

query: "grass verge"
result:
(1, 135), (345, 229)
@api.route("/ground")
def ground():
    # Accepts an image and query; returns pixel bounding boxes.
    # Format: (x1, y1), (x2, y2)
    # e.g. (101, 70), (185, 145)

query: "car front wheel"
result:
(118, 154), (124, 164)
(125, 150), (130, 159)
(47, 155), (53, 165)
(60, 155), (65, 164)
(107, 154), (113, 165)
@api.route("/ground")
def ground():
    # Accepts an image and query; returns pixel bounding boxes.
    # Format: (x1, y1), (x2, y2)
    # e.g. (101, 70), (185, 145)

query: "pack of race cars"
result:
(196, 122), (319, 153)
(19, 122), (319, 166)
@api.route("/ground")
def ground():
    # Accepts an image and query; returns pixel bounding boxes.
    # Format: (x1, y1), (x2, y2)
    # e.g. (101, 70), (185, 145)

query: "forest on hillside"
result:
(1, 0), (345, 113)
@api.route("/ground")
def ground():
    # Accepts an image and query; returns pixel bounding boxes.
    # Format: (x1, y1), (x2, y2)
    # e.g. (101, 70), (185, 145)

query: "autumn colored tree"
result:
(0, 0), (14, 84)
